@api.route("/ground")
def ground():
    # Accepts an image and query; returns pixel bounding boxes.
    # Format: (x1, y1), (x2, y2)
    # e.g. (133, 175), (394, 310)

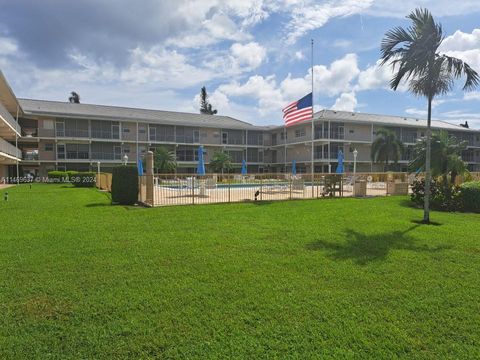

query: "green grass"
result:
(1, 184), (479, 359)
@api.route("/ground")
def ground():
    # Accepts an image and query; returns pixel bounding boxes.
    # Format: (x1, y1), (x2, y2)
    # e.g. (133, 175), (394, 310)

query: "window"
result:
(123, 146), (130, 154)
(150, 127), (157, 141)
(43, 120), (54, 130)
(44, 143), (54, 151)
(123, 128), (130, 133)
(193, 130), (200, 143)
(222, 132), (228, 144)
(139, 126), (146, 134)
(57, 144), (65, 159)
(280, 131), (287, 140)
(112, 124), (120, 139)
(56, 121), (65, 137)
(295, 128), (306, 138)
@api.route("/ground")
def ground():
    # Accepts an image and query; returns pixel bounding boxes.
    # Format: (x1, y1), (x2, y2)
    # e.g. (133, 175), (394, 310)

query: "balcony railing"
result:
(0, 101), (21, 135)
(23, 153), (39, 161)
(91, 152), (122, 160)
(176, 136), (200, 144)
(57, 129), (89, 138)
(150, 135), (176, 142)
(91, 130), (120, 139)
(65, 151), (90, 160)
(176, 155), (199, 162)
(0, 137), (22, 159)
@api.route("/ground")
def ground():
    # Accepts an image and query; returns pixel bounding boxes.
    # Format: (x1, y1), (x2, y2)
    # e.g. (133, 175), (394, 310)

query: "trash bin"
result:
(353, 180), (367, 197)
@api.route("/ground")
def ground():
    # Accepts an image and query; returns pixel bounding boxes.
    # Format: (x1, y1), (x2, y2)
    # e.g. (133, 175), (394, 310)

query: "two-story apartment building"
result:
(0, 70), (479, 179)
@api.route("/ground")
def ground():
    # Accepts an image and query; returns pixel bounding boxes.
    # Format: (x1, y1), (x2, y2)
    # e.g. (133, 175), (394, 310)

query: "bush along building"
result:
(1, 70), (479, 180)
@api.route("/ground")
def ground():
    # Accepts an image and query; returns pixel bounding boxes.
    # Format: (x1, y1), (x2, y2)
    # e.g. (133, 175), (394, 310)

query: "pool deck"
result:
(153, 184), (394, 206)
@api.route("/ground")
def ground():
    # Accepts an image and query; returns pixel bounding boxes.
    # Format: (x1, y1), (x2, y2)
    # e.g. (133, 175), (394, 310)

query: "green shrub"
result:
(111, 166), (138, 205)
(410, 178), (460, 212)
(47, 171), (69, 183)
(458, 181), (480, 213)
(66, 170), (79, 179)
(70, 172), (96, 188)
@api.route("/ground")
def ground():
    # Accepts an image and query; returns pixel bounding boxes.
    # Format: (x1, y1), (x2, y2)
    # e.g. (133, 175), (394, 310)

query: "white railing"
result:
(0, 102), (20, 135)
(0, 137), (21, 159)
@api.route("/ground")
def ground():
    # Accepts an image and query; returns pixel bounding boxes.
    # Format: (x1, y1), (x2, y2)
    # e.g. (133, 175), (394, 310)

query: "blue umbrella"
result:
(137, 158), (144, 175)
(335, 150), (344, 174)
(241, 159), (247, 176)
(292, 160), (297, 176)
(197, 146), (206, 176)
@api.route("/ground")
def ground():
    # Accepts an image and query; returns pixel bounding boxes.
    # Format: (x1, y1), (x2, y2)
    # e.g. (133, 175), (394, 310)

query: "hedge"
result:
(70, 172), (96, 188)
(47, 171), (69, 183)
(111, 165), (138, 205)
(458, 181), (480, 213)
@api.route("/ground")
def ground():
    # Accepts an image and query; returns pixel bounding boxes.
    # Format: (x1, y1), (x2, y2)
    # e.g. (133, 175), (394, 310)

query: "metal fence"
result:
(142, 172), (415, 207)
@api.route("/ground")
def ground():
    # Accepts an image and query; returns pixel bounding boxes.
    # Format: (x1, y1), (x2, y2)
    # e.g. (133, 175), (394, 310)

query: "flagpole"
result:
(284, 125), (287, 173)
(310, 38), (314, 198)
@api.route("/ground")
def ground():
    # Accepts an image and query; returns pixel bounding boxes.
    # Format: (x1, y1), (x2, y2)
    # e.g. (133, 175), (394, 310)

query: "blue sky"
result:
(1, 0), (480, 127)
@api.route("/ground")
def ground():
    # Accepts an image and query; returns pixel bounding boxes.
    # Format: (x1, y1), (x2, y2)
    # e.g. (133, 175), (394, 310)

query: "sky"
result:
(1, 0), (480, 128)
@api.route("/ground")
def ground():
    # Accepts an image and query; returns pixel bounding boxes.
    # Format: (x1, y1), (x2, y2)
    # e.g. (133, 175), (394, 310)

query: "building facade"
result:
(0, 71), (479, 180)
(0, 72), (22, 182)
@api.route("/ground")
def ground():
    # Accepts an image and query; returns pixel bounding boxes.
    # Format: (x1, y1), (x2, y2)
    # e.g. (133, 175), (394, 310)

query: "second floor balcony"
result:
(91, 129), (120, 140)
(0, 137), (22, 159)
(57, 129), (89, 138)
(91, 152), (122, 161)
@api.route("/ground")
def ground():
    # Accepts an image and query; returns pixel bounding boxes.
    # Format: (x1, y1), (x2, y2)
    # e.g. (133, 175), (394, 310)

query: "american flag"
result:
(283, 93), (313, 127)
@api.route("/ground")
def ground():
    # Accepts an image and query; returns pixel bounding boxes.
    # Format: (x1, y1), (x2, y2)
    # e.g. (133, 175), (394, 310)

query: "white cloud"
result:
(294, 51), (304, 60)
(464, 92), (480, 101)
(366, 1), (480, 18)
(230, 42), (266, 69)
(202, 41), (267, 76)
(120, 47), (213, 88)
(285, 0), (373, 44)
(331, 92), (357, 111)
(438, 29), (480, 72)
(0, 36), (18, 55)
(213, 53), (360, 120)
(405, 108), (428, 117)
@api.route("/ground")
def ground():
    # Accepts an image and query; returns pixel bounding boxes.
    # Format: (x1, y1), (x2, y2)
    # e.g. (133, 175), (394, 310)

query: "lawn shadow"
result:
(253, 201), (274, 206)
(85, 203), (111, 207)
(306, 225), (452, 265)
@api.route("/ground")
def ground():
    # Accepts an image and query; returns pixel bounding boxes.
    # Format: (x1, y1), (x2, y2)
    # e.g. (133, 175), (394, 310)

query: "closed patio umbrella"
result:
(335, 150), (344, 174)
(292, 160), (297, 176)
(197, 146), (206, 176)
(241, 159), (247, 176)
(137, 158), (144, 175)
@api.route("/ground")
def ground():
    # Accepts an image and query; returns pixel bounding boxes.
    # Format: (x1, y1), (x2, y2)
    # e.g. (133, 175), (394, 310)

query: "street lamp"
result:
(122, 154), (128, 165)
(353, 148), (358, 180)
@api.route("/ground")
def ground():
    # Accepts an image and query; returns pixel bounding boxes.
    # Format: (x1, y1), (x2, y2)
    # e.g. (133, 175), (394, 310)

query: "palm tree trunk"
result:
(424, 96), (433, 223)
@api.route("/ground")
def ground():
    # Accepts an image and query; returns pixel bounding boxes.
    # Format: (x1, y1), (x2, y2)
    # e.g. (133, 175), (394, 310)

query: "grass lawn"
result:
(1, 184), (479, 359)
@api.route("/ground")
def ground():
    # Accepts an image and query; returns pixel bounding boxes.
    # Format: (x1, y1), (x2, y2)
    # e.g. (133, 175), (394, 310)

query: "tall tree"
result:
(68, 91), (80, 103)
(409, 131), (468, 187)
(209, 152), (233, 174)
(199, 86), (217, 115)
(371, 128), (404, 171)
(380, 8), (479, 223)
(153, 146), (176, 174)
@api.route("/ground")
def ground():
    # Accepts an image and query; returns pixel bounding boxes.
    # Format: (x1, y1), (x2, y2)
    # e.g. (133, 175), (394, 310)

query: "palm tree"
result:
(409, 131), (468, 187)
(380, 8), (479, 223)
(209, 152), (232, 174)
(68, 91), (80, 103)
(371, 128), (404, 171)
(199, 86), (217, 115)
(153, 146), (176, 173)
